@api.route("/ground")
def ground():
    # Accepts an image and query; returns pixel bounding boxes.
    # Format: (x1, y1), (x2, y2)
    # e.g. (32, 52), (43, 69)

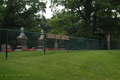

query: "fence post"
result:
(67, 40), (68, 53)
(6, 29), (8, 60)
(82, 38), (84, 50)
(44, 33), (46, 54)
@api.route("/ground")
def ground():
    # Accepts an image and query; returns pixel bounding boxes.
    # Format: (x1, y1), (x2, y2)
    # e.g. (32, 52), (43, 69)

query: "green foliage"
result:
(49, 11), (80, 35)
(39, 17), (51, 33)
(49, 17), (67, 35)
(0, 5), (4, 26)
(0, 0), (46, 29)
(50, 0), (120, 41)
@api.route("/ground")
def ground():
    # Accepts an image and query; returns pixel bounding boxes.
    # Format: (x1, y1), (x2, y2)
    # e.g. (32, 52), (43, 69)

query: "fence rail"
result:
(0, 28), (120, 59)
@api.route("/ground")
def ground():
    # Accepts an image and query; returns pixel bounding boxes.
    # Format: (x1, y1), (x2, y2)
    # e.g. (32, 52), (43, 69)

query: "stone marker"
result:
(15, 27), (27, 51)
(1, 44), (12, 52)
(38, 30), (44, 50)
(54, 39), (58, 50)
(106, 33), (110, 49)
(60, 40), (65, 50)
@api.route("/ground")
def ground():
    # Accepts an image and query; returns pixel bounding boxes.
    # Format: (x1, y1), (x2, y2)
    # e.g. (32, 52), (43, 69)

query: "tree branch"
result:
(74, 1), (86, 21)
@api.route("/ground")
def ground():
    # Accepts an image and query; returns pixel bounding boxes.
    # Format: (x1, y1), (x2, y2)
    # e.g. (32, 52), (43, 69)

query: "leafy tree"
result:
(39, 17), (51, 33)
(0, 0), (46, 30)
(51, 0), (95, 27)
(50, 0), (120, 40)
(0, 0), (4, 26)
(0, 0), (49, 50)
(49, 9), (81, 35)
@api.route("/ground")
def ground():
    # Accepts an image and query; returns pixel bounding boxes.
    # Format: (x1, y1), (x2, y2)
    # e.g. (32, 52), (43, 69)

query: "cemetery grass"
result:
(0, 50), (120, 80)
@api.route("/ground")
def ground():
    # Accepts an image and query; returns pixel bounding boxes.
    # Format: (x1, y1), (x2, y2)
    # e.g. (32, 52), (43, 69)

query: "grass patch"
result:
(0, 50), (120, 80)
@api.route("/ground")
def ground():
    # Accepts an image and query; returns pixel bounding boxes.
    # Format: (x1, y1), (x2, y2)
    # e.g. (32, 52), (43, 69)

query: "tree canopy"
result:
(50, 0), (120, 40)
(0, 0), (47, 31)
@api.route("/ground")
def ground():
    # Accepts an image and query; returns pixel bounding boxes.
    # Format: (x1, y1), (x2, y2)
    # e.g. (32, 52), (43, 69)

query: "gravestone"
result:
(1, 44), (12, 52)
(106, 33), (110, 49)
(60, 40), (65, 50)
(54, 39), (58, 49)
(15, 27), (27, 51)
(38, 30), (44, 50)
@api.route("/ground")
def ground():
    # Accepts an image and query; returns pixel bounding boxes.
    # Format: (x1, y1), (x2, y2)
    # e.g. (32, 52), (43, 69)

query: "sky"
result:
(29, 1), (64, 19)
(44, 1), (53, 18)
(43, 1), (64, 19)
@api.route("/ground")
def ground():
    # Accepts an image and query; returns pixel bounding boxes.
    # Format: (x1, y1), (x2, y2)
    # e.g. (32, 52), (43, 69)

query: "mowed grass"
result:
(0, 50), (120, 80)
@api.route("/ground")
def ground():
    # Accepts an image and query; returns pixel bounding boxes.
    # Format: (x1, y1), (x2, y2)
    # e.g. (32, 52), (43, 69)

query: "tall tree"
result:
(49, 10), (80, 35)
(50, 0), (120, 39)
(0, 0), (4, 26)
(51, 0), (94, 27)
(0, 0), (46, 29)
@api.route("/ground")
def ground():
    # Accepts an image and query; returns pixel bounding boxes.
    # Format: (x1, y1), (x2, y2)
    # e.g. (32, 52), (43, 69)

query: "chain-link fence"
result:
(0, 28), (120, 59)
(0, 29), (40, 50)
(68, 37), (120, 50)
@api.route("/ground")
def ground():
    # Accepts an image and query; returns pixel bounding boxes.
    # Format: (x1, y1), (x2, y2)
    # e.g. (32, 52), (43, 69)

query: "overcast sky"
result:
(43, 1), (64, 19)
(27, 1), (53, 19)
(44, 1), (53, 18)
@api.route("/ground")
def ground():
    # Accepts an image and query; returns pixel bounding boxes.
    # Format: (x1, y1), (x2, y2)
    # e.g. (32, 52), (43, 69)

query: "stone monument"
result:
(60, 40), (65, 50)
(15, 27), (28, 51)
(38, 30), (44, 50)
(106, 33), (110, 49)
(54, 39), (58, 50)
(1, 44), (12, 52)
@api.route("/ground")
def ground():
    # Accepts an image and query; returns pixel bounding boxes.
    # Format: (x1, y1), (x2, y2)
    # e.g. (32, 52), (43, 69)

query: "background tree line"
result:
(0, 0), (120, 43)
(0, 0), (51, 50)
(0, 0), (51, 32)
(50, 0), (120, 43)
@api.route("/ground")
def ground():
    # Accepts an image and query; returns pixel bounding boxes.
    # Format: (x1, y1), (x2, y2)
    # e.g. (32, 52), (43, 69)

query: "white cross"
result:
(41, 30), (44, 34)
(20, 27), (24, 32)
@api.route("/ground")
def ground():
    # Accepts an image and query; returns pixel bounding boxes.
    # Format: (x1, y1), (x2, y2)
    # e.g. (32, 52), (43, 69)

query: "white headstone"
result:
(20, 27), (25, 36)
(41, 30), (44, 35)
(39, 30), (44, 39)
(20, 27), (24, 32)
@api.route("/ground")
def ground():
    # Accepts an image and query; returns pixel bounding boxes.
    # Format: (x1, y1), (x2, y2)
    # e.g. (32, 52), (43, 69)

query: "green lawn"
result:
(0, 50), (120, 80)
